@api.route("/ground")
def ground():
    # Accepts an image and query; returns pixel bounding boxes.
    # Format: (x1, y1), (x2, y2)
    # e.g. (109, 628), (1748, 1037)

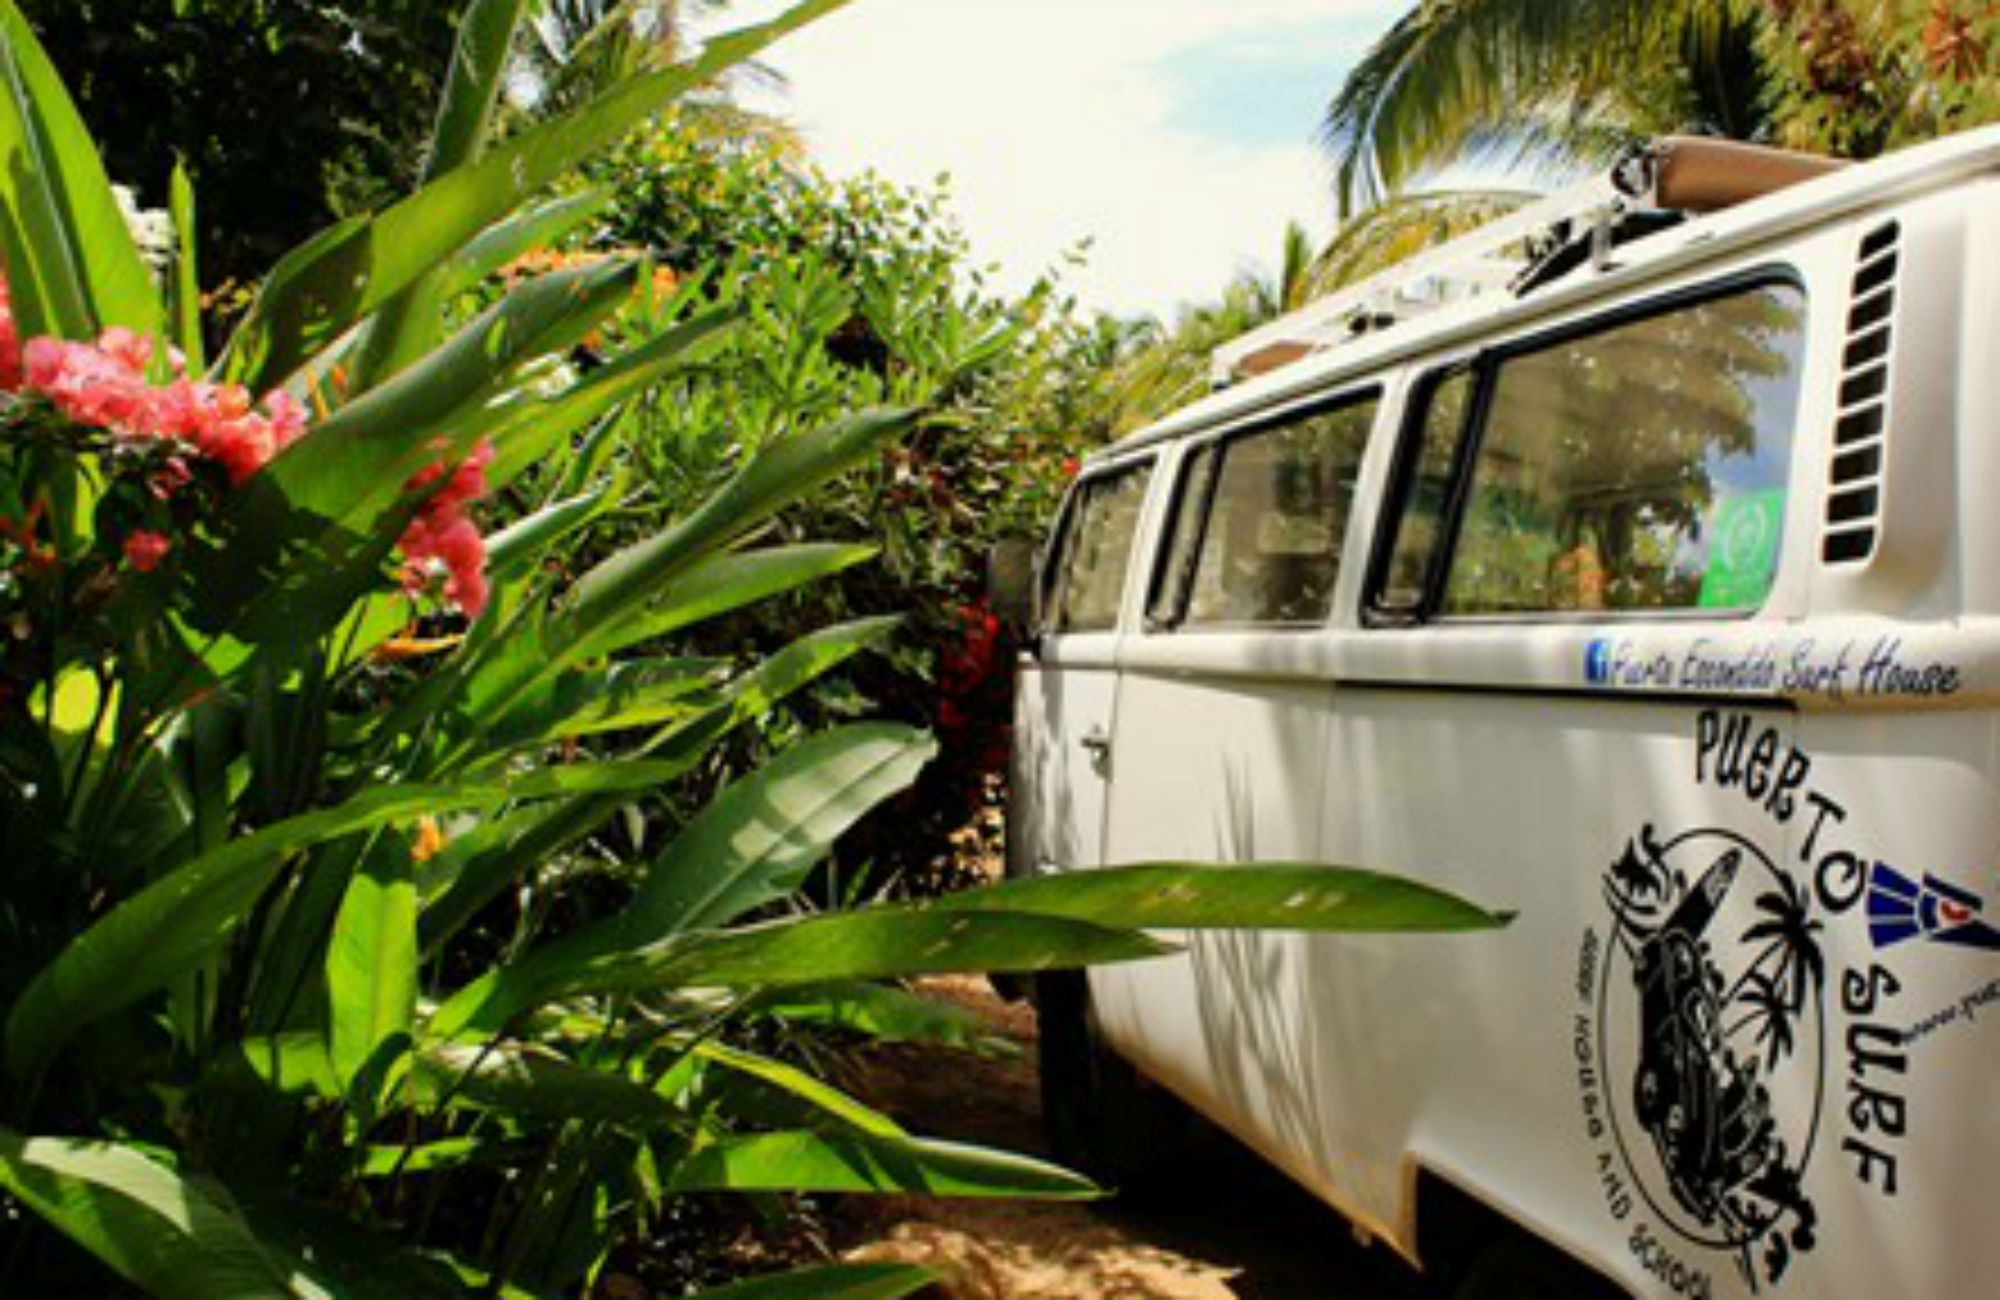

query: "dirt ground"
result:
(830, 975), (1435, 1300)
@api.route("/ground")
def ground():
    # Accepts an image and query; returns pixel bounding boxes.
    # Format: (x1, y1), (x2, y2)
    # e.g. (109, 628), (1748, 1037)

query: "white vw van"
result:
(1009, 129), (2000, 1300)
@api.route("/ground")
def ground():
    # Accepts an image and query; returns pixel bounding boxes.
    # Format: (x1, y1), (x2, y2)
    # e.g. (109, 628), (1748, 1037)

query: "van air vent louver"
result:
(1822, 221), (1899, 565)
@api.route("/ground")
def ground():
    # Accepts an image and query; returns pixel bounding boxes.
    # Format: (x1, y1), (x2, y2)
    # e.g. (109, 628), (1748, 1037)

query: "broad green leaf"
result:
(7, 761), (689, 1077)
(439, 720), (933, 1027)
(483, 475), (626, 580)
(633, 723), (936, 933)
(761, 982), (1016, 1056)
(427, 0), (529, 179)
(482, 303), (740, 491)
(665, 1131), (1098, 1200)
(237, 1195), (485, 1300)
(0, 1130), (301, 1300)
(327, 841), (419, 1098)
(718, 616), (901, 722)
(184, 260), (640, 665)
(437, 191), (613, 302)
(0, 1), (163, 339)
(226, 1033), (339, 1099)
(412, 1042), (679, 1130)
(217, 0), (849, 391)
(170, 163), (204, 371)
(436, 908), (1166, 1035)
(934, 862), (1512, 932)
(683, 1263), (935, 1300)
(569, 407), (913, 639)
(691, 1039), (904, 1137)
(360, 1137), (499, 1177)
(354, 0), (537, 387)
(481, 656), (723, 753)
(571, 543), (881, 662)
(254, 258), (638, 534)
(459, 402), (909, 739)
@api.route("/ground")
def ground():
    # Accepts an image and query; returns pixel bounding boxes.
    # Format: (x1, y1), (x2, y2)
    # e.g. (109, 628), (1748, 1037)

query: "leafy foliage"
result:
(0, 6), (1506, 1297)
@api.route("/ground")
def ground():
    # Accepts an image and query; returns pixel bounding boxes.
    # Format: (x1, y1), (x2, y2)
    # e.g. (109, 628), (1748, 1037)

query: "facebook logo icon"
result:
(1585, 639), (1614, 685)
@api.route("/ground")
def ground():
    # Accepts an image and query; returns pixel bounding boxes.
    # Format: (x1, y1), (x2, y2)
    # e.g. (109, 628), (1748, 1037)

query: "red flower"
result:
(122, 529), (171, 572)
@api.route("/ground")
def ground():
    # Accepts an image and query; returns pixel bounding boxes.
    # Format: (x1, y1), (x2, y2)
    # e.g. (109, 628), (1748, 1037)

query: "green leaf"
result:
(570, 543), (881, 662)
(483, 476), (625, 580)
(170, 162), (204, 371)
(216, 0), (849, 391)
(0, 1), (163, 339)
(436, 191), (613, 302)
(412, 1042), (679, 1130)
(6, 761), (689, 1077)
(481, 304), (739, 491)
(665, 1131), (1099, 1200)
(354, 0), (535, 387)
(761, 982), (1016, 1056)
(327, 841), (419, 1100)
(568, 407), (913, 640)
(934, 862), (1513, 932)
(481, 656), (723, 754)
(184, 260), (640, 664)
(436, 908), (1166, 1036)
(0, 1130), (300, 1300)
(691, 1039), (904, 1137)
(632, 723), (936, 933)
(682, 1263), (936, 1300)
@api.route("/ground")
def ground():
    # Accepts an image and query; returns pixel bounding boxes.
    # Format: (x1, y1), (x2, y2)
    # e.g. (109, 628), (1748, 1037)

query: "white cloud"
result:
(722, 0), (1391, 318)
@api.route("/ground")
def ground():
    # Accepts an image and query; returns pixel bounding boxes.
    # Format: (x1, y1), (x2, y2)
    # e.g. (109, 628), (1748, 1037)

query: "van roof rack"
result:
(1211, 137), (1847, 386)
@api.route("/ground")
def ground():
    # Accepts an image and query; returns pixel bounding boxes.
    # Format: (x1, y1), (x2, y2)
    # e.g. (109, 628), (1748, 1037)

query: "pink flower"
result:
(122, 529), (171, 572)
(399, 437), (496, 619)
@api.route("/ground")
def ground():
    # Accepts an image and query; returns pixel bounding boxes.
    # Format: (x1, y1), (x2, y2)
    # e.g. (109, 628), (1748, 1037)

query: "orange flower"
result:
(411, 816), (445, 864)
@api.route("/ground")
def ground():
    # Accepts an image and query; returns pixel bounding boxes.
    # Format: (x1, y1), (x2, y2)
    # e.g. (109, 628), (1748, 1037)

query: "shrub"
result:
(0, 4), (1504, 1296)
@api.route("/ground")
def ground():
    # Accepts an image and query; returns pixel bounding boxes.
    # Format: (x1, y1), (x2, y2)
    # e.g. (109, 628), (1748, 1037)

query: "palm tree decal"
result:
(1727, 873), (1826, 1067)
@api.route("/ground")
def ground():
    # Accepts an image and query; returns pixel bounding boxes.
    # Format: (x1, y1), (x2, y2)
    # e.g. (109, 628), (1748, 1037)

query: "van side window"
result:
(1375, 370), (1474, 616)
(1371, 280), (1809, 620)
(1043, 462), (1155, 633)
(1444, 283), (1807, 615)
(1150, 393), (1380, 629)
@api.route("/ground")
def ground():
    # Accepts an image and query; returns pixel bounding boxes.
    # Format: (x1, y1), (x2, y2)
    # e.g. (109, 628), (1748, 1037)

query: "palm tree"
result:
(508, 0), (801, 153)
(1320, 0), (1775, 216)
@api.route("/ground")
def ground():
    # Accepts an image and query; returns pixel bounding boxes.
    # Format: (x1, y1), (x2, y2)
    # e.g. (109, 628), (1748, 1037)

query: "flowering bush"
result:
(0, 6), (1500, 1299)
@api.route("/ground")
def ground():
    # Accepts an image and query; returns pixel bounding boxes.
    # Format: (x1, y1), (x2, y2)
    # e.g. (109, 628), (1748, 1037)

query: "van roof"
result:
(1093, 124), (2000, 466)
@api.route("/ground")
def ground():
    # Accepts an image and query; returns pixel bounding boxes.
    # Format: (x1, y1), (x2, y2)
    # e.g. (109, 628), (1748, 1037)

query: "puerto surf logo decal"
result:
(1569, 709), (1972, 1297)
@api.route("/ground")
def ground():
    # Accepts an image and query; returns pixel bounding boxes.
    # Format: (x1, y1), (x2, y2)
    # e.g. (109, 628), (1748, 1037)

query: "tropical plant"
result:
(0, 3), (1508, 1297)
(17, 0), (464, 284)
(1320, 0), (1776, 215)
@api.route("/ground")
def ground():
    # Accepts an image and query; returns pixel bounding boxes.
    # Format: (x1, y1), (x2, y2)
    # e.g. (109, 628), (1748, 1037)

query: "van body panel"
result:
(1014, 130), (2000, 1299)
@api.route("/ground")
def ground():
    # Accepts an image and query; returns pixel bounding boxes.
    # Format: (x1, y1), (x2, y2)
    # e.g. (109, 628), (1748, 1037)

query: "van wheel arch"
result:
(1413, 1169), (1631, 1300)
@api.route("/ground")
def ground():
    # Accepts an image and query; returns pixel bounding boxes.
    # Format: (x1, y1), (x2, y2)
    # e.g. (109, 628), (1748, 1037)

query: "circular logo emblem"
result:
(1598, 826), (1825, 1287)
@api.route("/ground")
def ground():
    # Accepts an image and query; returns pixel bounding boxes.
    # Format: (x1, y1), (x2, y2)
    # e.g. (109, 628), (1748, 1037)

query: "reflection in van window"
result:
(1444, 283), (1807, 615)
(1378, 370), (1473, 613)
(1046, 463), (1155, 633)
(1169, 395), (1379, 627)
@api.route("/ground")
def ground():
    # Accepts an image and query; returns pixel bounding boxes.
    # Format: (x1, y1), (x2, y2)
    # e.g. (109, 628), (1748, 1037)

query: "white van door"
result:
(1010, 458), (1157, 879)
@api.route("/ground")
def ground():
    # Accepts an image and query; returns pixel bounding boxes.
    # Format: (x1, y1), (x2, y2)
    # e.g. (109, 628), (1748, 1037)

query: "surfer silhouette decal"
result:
(1599, 826), (1826, 1291)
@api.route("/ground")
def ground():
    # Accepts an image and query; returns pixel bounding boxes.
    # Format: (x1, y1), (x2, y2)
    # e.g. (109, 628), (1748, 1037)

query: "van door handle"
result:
(1079, 726), (1110, 773)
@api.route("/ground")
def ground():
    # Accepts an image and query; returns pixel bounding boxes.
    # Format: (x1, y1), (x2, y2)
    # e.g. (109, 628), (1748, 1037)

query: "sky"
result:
(722, 0), (1401, 320)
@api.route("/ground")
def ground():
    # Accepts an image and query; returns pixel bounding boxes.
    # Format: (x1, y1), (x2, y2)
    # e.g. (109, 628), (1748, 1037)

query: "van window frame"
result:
(1363, 266), (1809, 627)
(1144, 384), (1385, 633)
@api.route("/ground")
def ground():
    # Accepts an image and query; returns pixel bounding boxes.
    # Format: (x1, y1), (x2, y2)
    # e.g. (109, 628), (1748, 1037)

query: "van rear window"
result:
(1376, 280), (1809, 620)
